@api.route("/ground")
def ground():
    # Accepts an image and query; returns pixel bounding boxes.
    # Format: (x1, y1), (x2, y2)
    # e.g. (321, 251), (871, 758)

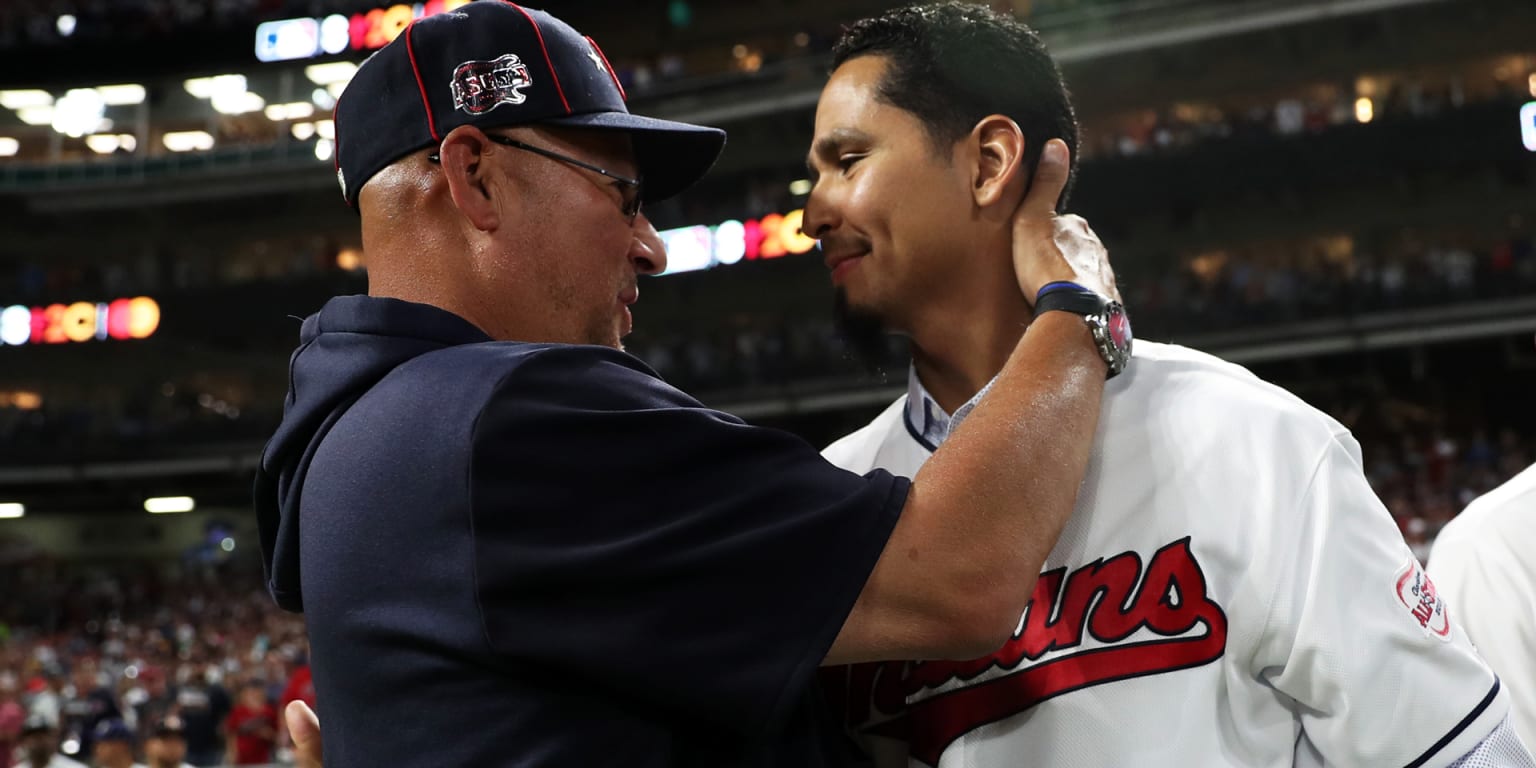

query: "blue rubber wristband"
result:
(1035, 281), (1087, 302)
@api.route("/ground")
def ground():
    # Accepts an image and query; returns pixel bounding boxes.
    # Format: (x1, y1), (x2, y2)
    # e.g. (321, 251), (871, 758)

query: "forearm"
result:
(899, 313), (1105, 642)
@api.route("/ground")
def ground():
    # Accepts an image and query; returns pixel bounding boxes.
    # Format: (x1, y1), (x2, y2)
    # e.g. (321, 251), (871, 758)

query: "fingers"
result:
(286, 700), (323, 768)
(1017, 138), (1071, 225)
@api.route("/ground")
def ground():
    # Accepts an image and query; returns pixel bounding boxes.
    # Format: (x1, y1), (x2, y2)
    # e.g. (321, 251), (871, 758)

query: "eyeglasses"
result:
(429, 134), (643, 224)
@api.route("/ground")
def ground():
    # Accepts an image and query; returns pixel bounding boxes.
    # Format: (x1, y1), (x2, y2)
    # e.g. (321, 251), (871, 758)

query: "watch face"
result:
(1107, 305), (1132, 349)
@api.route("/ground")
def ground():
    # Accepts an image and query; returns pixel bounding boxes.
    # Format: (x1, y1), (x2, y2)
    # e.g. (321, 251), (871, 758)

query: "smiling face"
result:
(803, 55), (979, 337)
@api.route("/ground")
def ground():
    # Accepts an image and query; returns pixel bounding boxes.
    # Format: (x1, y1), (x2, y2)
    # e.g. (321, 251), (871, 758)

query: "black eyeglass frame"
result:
(428, 134), (644, 223)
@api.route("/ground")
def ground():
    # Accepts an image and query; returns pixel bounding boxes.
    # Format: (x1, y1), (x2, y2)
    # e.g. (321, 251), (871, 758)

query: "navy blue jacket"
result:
(255, 296), (907, 767)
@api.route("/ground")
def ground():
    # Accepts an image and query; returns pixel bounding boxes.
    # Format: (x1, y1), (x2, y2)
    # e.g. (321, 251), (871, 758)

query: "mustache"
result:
(817, 233), (871, 258)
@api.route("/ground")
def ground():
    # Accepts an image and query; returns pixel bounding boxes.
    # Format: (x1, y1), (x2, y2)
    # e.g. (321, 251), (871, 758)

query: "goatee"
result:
(833, 287), (897, 375)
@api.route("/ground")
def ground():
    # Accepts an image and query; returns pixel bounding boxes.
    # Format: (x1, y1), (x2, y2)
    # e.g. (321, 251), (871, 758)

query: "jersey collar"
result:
(904, 366), (997, 450)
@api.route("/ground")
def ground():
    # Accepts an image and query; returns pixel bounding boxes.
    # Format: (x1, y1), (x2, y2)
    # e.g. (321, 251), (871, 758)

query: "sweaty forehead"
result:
(815, 56), (891, 131)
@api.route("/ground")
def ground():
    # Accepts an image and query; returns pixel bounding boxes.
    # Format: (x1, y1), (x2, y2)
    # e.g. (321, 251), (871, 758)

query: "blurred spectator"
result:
(87, 719), (136, 768)
(58, 662), (119, 761)
(128, 669), (174, 750)
(220, 681), (274, 766)
(174, 664), (229, 767)
(143, 715), (195, 768)
(0, 677), (24, 766)
(13, 715), (86, 768)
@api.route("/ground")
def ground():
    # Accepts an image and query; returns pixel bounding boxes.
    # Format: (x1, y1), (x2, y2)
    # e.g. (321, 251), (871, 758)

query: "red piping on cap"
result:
(585, 36), (626, 102)
(404, 20), (440, 141)
(333, 100), (347, 204)
(503, 1), (572, 114)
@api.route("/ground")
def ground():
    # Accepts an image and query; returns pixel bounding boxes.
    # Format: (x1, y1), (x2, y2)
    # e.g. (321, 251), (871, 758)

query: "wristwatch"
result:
(1034, 281), (1132, 378)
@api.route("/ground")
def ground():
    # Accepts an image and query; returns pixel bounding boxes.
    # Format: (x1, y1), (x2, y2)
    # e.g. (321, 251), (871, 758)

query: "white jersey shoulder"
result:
(822, 342), (1516, 768)
(822, 395), (908, 474)
(1430, 462), (1536, 747)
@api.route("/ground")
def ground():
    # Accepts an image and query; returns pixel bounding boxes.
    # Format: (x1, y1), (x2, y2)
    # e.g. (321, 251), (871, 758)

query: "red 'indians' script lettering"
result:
(825, 537), (1229, 766)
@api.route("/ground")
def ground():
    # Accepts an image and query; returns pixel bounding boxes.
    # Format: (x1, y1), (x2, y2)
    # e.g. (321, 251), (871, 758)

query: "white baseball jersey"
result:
(1431, 463), (1536, 746)
(822, 341), (1522, 768)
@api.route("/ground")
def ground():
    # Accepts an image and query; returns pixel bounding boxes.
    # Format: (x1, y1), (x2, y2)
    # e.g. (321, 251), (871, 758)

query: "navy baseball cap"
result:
(93, 718), (135, 744)
(334, 1), (726, 209)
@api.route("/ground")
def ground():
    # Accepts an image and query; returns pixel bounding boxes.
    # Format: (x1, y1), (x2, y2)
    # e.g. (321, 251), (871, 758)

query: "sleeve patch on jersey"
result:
(1394, 557), (1452, 641)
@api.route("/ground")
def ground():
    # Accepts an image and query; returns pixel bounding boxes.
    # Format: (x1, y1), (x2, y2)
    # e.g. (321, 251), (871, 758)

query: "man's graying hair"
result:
(832, 1), (1080, 211)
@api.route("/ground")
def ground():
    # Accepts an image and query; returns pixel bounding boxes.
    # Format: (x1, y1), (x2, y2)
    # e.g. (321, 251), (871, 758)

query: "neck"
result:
(906, 257), (1033, 415)
(365, 233), (505, 339)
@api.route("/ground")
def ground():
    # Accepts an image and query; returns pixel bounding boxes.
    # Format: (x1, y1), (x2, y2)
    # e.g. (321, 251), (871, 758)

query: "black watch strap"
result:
(1034, 286), (1108, 316)
(1032, 283), (1132, 379)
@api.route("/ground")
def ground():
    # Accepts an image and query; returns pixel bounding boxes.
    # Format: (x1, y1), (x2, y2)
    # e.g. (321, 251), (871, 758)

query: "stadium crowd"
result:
(0, 557), (311, 768)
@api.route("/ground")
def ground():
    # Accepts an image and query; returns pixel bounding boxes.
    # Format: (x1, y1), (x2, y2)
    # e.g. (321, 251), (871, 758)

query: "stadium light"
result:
(1354, 97), (1374, 124)
(162, 131), (215, 152)
(84, 134), (136, 154)
(0, 89), (53, 109)
(315, 138), (334, 162)
(265, 102), (315, 121)
(788, 179), (812, 196)
(184, 74), (246, 100)
(291, 122), (316, 141)
(212, 91), (265, 116)
(304, 61), (358, 86)
(314, 119), (335, 140)
(0, 503), (23, 519)
(311, 87), (336, 110)
(53, 89), (108, 137)
(85, 134), (120, 154)
(95, 84), (146, 106)
(16, 107), (53, 126)
(325, 82), (348, 100)
(56, 14), (76, 37)
(144, 496), (196, 514)
(0, 138), (17, 157)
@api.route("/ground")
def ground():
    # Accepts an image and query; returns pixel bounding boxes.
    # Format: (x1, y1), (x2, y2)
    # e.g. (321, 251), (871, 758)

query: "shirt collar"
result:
(903, 365), (998, 449)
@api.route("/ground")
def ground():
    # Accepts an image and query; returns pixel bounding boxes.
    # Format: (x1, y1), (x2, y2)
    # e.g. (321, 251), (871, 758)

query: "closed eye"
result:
(838, 153), (865, 172)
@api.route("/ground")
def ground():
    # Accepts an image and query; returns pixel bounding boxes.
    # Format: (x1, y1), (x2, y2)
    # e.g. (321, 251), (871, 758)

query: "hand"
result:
(286, 700), (323, 768)
(1010, 139), (1120, 304)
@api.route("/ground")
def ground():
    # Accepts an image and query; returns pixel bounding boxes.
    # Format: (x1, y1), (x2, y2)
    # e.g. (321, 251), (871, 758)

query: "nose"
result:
(800, 180), (839, 241)
(630, 214), (668, 276)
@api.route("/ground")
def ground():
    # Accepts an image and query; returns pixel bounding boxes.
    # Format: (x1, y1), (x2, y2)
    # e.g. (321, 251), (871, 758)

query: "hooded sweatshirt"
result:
(254, 295), (906, 767)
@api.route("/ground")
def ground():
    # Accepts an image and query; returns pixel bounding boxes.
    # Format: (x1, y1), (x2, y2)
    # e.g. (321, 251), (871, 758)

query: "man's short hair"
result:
(832, 1), (1080, 210)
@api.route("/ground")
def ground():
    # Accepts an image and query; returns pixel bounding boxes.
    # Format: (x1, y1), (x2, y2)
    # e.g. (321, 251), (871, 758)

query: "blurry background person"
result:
(141, 717), (193, 768)
(58, 665), (117, 763)
(13, 716), (87, 768)
(0, 677), (24, 768)
(85, 720), (137, 768)
(221, 681), (273, 767)
(172, 665), (227, 768)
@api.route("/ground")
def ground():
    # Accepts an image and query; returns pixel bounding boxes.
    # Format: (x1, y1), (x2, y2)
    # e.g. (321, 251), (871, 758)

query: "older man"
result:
(255, 2), (1121, 766)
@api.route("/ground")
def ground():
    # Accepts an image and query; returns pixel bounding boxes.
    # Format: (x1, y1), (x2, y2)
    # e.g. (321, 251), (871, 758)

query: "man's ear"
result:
(438, 125), (501, 232)
(969, 114), (1027, 212)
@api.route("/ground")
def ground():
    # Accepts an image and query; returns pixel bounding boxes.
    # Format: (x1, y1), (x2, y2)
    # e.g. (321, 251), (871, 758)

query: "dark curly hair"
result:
(832, 2), (1080, 210)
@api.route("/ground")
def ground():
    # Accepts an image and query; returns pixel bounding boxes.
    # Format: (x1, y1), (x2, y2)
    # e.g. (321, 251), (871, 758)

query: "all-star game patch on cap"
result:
(333, 1), (726, 210)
